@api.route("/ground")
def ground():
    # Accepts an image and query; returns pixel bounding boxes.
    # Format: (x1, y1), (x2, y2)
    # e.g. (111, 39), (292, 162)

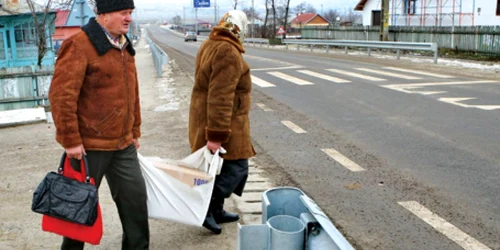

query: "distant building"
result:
(53, 0), (94, 47)
(290, 13), (330, 29)
(354, 0), (500, 26)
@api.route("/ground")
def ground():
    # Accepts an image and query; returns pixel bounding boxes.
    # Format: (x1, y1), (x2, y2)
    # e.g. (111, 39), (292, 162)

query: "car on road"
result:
(184, 31), (197, 42)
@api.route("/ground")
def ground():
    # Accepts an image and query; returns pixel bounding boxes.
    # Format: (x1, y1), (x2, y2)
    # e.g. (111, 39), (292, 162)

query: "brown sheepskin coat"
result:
(49, 18), (141, 151)
(189, 27), (256, 160)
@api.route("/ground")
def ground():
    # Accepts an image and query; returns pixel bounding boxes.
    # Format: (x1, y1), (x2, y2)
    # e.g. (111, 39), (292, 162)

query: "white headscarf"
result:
(217, 10), (248, 43)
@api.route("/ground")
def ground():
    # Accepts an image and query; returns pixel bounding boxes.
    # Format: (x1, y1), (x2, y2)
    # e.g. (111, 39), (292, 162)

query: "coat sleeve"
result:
(132, 69), (141, 139)
(205, 44), (242, 143)
(48, 40), (87, 149)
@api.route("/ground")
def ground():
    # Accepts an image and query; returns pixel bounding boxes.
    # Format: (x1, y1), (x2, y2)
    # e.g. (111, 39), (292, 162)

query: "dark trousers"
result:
(212, 159), (249, 199)
(61, 144), (149, 250)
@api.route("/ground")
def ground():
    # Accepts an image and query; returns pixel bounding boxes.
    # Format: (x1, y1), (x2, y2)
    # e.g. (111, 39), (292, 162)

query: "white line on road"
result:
(251, 65), (303, 71)
(382, 81), (497, 95)
(321, 148), (365, 172)
(438, 97), (500, 111)
(297, 70), (351, 83)
(398, 201), (491, 250)
(384, 67), (455, 78)
(281, 120), (307, 133)
(268, 72), (314, 85)
(326, 69), (386, 81)
(256, 103), (273, 112)
(356, 68), (422, 80)
(251, 75), (276, 88)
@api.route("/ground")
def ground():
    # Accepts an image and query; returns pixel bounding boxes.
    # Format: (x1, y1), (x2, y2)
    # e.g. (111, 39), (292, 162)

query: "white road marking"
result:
(268, 72), (314, 85)
(251, 65), (303, 71)
(251, 75), (276, 88)
(384, 67), (454, 78)
(356, 68), (422, 80)
(256, 103), (273, 111)
(398, 201), (491, 250)
(281, 120), (307, 133)
(382, 81), (497, 95)
(321, 148), (365, 172)
(438, 97), (500, 111)
(326, 69), (386, 81)
(297, 70), (351, 83)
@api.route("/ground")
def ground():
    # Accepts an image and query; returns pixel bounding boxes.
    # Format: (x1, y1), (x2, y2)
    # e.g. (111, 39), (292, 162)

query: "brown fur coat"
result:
(189, 27), (256, 160)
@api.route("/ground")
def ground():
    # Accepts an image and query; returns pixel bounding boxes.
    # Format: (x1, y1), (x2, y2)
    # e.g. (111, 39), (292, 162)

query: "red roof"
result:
(291, 13), (316, 24)
(55, 10), (70, 27)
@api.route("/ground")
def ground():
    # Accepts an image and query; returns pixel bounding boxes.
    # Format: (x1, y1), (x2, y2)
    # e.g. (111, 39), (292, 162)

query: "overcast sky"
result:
(132, 0), (360, 21)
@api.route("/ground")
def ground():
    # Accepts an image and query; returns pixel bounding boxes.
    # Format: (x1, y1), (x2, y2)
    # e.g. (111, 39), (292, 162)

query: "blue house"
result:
(0, 0), (56, 111)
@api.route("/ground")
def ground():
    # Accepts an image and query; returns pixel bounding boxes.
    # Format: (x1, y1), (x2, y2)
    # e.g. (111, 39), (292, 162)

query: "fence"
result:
(0, 67), (53, 111)
(301, 26), (500, 54)
(146, 36), (169, 77)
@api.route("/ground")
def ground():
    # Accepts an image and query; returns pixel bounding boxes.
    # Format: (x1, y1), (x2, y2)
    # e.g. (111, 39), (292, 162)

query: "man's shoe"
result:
(203, 212), (222, 234)
(214, 210), (240, 224)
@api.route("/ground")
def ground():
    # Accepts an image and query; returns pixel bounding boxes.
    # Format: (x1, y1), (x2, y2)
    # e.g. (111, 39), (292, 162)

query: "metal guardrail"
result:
(146, 36), (169, 77)
(244, 38), (270, 48)
(282, 39), (439, 64)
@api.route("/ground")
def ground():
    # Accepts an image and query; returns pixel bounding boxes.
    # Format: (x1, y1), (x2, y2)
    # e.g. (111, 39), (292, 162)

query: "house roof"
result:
(354, 0), (369, 11)
(291, 13), (317, 24)
(55, 10), (70, 27)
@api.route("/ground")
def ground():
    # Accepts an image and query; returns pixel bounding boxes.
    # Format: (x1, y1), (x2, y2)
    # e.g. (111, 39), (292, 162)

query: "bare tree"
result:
(262, 0), (270, 38)
(271, 0), (276, 38)
(172, 15), (182, 25)
(27, 0), (56, 68)
(282, 0), (291, 39)
(341, 9), (362, 24)
(323, 9), (340, 24)
(293, 2), (316, 15)
(232, 0), (238, 10)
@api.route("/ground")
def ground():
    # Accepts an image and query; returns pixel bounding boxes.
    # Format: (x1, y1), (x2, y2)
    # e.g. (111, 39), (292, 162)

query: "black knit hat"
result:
(96, 0), (135, 14)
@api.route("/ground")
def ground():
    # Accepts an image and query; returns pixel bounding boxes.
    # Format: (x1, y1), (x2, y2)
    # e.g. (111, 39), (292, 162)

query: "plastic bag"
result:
(138, 146), (224, 226)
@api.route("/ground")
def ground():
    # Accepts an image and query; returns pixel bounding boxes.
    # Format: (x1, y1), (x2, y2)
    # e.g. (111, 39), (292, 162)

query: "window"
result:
(405, 0), (417, 15)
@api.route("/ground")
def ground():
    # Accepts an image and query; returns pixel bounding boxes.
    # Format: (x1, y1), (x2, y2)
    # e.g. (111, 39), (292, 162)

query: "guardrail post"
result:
(310, 44), (313, 52)
(433, 49), (438, 64)
(367, 48), (371, 56)
(397, 49), (401, 60)
(286, 44), (288, 50)
(345, 46), (348, 54)
(326, 45), (329, 54)
(297, 44), (300, 51)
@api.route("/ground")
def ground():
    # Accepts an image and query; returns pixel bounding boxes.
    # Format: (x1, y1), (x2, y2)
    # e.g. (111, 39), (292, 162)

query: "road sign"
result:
(277, 26), (286, 35)
(194, 0), (210, 8)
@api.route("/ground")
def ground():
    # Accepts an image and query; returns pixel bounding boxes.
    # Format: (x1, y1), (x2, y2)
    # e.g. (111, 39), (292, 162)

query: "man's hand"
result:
(66, 145), (86, 160)
(206, 141), (221, 154)
(133, 138), (140, 150)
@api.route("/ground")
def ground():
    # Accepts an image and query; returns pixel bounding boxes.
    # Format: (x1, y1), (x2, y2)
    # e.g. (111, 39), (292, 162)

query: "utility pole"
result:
(380, 0), (389, 41)
(195, 7), (198, 34)
(214, 0), (217, 24)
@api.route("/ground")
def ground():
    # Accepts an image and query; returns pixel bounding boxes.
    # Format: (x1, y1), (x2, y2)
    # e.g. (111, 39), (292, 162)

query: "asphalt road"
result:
(147, 26), (500, 250)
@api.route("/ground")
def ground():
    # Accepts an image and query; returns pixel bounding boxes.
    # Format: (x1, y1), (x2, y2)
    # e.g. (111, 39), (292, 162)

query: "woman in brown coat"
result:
(189, 10), (256, 234)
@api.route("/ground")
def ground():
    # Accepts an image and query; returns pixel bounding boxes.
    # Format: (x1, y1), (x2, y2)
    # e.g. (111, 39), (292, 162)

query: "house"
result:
(53, 0), (94, 48)
(0, 0), (56, 69)
(354, 0), (500, 27)
(0, 0), (56, 111)
(290, 13), (330, 29)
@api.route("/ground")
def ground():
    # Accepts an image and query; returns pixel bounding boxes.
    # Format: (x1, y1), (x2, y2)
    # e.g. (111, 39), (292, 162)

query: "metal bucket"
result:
(267, 215), (305, 250)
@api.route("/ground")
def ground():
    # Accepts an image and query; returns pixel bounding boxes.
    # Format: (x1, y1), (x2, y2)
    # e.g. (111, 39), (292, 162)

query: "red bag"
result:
(41, 156), (103, 245)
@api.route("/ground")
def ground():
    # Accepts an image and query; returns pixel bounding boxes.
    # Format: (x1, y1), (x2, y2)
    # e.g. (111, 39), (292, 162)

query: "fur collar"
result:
(209, 27), (245, 53)
(81, 17), (136, 56)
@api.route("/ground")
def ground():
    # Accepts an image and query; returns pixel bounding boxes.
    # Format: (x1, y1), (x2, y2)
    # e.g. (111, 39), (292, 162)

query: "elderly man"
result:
(48, 0), (149, 249)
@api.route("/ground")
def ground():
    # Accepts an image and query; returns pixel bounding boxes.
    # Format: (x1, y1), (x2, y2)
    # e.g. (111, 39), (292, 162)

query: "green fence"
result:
(301, 26), (500, 54)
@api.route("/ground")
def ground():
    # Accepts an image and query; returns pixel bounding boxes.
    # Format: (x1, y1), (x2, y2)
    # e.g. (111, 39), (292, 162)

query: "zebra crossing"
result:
(252, 66), (500, 111)
(251, 67), (446, 88)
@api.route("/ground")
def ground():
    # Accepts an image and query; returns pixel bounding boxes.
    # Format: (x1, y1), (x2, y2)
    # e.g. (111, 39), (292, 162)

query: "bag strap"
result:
(58, 152), (92, 183)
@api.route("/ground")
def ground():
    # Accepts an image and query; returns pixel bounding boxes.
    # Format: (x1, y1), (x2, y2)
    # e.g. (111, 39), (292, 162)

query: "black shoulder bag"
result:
(31, 153), (98, 226)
